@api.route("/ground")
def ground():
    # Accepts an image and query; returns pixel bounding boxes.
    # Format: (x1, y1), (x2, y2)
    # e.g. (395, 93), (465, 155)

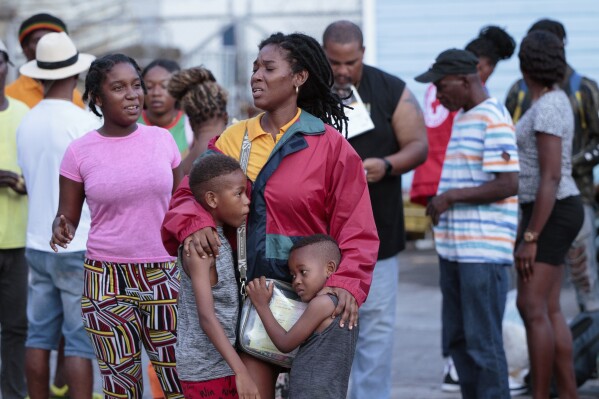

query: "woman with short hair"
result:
(514, 30), (583, 399)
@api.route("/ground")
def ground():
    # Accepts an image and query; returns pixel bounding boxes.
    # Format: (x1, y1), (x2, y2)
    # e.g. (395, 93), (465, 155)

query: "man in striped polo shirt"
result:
(416, 49), (519, 399)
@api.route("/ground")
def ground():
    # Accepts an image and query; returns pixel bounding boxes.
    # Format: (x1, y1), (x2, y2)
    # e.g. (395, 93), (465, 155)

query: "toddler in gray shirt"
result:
(246, 234), (358, 399)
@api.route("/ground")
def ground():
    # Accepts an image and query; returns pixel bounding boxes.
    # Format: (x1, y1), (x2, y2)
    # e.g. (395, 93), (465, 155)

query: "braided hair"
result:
(168, 66), (228, 130)
(258, 32), (347, 134)
(83, 53), (146, 117)
(465, 26), (516, 66)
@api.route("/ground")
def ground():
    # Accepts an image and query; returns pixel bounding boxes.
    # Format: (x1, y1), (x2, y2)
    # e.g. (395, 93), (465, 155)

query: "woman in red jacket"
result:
(161, 32), (378, 399)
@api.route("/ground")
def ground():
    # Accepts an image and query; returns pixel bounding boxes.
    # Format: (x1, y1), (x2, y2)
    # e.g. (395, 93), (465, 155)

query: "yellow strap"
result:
(513, 90), (526, 123)
(575, 91), (587, 130)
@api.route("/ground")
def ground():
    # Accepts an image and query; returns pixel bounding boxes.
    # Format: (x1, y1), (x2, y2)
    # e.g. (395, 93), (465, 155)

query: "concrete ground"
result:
(392, 243), (599, 398)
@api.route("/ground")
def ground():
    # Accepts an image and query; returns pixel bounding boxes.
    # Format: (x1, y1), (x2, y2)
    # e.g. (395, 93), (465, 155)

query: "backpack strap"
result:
(569, 71), (587, 130)
(513, 80), (528, 123)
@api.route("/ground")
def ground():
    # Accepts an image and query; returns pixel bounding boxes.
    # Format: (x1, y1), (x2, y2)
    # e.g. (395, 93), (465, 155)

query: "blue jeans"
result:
(439, 257), (510, 399)
(349, 256), (398, 399)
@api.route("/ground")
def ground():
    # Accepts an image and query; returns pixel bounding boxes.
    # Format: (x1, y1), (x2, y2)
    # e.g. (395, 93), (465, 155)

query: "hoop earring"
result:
(295, 85), (299, 94)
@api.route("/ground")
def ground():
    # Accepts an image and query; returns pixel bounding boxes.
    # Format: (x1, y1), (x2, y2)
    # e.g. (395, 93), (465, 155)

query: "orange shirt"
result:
(6, 75), (85, 109)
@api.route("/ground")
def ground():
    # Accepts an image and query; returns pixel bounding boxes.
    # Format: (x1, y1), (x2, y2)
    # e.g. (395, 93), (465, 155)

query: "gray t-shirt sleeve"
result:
(516, 90), (579, 202)
(533, 93), (573, 138)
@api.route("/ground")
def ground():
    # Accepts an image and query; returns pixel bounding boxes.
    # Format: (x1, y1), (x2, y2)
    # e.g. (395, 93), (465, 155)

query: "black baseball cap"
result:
(415, 49), (479, 83)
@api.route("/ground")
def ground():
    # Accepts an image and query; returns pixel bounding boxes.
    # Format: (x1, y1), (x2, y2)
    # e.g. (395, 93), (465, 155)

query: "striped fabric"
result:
(434, 98), (519, 264)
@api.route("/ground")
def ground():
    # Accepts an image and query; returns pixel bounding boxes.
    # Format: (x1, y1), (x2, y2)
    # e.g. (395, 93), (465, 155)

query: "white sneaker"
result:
(440, 358), (527, 395)
(441, 358), (461, 392)
(509, 371), (529, 396)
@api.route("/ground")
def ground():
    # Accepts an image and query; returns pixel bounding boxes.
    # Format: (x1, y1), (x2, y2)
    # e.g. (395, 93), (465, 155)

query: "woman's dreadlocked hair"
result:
(258, 32), (348, 135)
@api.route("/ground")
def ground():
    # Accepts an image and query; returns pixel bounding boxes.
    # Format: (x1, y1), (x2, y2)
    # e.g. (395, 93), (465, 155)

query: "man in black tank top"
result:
(322, 20), (428, 399)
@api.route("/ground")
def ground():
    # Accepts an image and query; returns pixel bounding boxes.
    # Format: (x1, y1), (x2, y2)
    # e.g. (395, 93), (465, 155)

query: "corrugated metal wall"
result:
(375, 0), (599, 108)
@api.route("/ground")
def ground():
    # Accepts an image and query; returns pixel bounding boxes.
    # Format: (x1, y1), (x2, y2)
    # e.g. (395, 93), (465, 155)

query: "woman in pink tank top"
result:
(50, 54), (184, 399)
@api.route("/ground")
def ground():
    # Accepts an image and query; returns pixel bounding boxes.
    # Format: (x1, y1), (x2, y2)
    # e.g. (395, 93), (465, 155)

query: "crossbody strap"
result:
(569, 71), (587, 130)
(237, 130), (252, 297)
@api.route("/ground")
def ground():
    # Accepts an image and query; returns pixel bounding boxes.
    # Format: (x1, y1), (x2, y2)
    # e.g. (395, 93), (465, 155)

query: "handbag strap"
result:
(237, 129), (251, 297)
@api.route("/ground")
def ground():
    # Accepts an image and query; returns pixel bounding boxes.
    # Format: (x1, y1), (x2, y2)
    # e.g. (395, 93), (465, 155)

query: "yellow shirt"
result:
(0, 98), (29, 248)
(216, 109), (301, 182)
(6, 75), (85, 109)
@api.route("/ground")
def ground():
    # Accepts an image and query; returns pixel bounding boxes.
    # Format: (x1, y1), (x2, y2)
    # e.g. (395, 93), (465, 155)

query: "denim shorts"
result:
(25, 249), (94, 359)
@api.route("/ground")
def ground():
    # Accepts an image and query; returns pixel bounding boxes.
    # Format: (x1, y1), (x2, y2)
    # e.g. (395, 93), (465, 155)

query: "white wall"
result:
(157, 0), (363, 118)
(159, 0), (362, 55)
(375, 0), (599, 108)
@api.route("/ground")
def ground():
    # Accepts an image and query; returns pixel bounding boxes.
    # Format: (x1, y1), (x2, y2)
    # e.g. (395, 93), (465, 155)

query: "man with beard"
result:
(322, 20), (427, 399)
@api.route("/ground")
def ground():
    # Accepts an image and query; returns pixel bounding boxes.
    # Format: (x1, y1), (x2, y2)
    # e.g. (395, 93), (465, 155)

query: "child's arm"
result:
(185, 245), (259, 398)
(246, 277), (335, 353)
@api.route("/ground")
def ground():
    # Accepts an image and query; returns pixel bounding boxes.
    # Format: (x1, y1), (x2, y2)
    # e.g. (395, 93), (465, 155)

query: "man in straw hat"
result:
(12, 16), (89, 395)
(7, 13), (85, 108)
(0, 38), (30, 399)
(16, 31), (99, 399)
(321, 20), (427, 399)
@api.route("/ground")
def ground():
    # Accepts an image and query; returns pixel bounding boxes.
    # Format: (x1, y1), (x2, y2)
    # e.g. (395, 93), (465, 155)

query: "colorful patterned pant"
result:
(82, 259), (183, 399)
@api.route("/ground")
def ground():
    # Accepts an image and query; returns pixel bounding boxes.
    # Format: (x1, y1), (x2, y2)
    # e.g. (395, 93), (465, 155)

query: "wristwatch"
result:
(523, 230), (539, 243)
(382, 158), (392, 176)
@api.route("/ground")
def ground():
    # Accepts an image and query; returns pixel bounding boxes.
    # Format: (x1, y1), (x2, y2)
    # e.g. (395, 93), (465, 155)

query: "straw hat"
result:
(20, 32), (95, 80)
